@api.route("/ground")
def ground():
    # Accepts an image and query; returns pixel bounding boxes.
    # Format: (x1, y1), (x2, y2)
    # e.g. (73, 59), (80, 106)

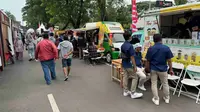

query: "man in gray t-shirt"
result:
(57, 36), (73, 81)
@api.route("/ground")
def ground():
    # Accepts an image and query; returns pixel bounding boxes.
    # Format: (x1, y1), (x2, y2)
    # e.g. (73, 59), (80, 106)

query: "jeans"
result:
(78, 47), (83, 59)
(28, 48), (35, 59)
(40, 59), (56, 84)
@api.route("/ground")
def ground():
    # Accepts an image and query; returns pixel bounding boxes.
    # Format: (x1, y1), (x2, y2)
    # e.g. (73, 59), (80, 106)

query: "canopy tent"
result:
(36, 23), (47, 35)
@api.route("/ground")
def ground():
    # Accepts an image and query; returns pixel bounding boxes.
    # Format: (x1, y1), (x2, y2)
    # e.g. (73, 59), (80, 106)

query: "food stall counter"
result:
(111, 59), (123, 88)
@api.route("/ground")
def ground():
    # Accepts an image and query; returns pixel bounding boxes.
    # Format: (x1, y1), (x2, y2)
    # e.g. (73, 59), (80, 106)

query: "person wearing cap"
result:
(134, 43), (149, 91)
(121, 32), (143, 99)
(145, 34), (174, 105)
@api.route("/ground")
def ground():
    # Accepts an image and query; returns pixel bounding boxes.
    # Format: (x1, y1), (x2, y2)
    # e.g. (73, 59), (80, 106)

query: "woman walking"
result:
(15, 37), (24, 60)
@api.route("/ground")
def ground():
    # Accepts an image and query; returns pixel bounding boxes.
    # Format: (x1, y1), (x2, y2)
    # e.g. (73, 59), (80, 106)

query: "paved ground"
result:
(0, 52), (200, 112)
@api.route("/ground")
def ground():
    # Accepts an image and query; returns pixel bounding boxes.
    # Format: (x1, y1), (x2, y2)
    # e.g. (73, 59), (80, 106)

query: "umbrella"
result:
(26, 28), (35, 34)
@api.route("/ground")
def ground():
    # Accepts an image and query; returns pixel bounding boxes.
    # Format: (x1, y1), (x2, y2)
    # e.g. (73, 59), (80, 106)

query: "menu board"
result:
(192, 32), (198, 40)
(143, 16), (159, 53)
(179, 39), (185, 45)
(170, 46), (200, 63)
(162, 38), (167, 44)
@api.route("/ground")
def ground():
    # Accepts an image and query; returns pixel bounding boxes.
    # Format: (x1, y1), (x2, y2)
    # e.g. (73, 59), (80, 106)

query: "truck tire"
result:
(106, 53), (112, 63)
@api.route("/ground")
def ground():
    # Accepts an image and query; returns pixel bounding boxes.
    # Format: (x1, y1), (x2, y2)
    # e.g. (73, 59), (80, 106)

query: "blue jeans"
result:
(28, 48), (35, 59)
(40, 59), (56, 84)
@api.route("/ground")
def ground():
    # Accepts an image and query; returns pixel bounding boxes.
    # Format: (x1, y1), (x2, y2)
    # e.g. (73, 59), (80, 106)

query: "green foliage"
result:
(41, 0), (93, 28)
(22, 0), (52, 29)
(22, 0), (159, 30)
(175, 0), (187, 5)
(4, 11), (16, 21)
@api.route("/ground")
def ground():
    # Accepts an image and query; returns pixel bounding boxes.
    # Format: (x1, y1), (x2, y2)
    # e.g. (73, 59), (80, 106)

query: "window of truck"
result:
(131, 34), (141, 44)
(159, 10), (200, 64)
(160, 11), (200, 40)
(112, 34), (125, 43)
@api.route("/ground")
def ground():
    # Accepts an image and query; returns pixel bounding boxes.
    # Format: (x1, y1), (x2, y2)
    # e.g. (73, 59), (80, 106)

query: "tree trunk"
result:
(75, 0), (84, 28)
(98, 0), (106, 21)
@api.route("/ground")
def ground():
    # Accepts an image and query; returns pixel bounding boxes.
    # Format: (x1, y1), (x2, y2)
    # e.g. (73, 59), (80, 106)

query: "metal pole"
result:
(149, 0), (151, 11)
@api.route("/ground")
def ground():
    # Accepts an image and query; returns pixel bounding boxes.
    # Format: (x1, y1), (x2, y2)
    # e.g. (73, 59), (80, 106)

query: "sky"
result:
(0, 0), (26, 23)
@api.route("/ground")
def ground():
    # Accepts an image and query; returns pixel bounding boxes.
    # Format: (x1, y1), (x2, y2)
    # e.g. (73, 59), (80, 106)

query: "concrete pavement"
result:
(0, 52), (200, 112)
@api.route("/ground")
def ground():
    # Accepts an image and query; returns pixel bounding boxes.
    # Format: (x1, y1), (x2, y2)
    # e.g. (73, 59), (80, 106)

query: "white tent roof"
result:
(37, 23), (47, 31)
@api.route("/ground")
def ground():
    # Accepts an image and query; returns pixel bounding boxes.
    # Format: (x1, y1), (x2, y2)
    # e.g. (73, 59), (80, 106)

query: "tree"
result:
(175, 0), (187, 5)
(22, 0), (52, 29)
(4, 11), (16, 21)
(41, 0), (92, 28)
(22, 0), (133, 29)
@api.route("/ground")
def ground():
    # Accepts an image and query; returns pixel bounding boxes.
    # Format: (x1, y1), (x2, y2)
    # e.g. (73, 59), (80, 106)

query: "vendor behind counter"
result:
(179, 13), (200, 36)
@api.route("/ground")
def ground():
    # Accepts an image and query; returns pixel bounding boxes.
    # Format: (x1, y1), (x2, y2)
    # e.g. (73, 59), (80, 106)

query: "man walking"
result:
(57, 36), (73, 81)
(77, 32), (86, 59)
(35, 32), (58, 85)
(146, 34), (173, 105)
(121, 32), (143, 99)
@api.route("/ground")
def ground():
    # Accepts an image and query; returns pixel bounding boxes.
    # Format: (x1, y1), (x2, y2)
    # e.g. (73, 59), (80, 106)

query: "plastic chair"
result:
(178, 65), (200, 104)
(159, 62), (185, 95)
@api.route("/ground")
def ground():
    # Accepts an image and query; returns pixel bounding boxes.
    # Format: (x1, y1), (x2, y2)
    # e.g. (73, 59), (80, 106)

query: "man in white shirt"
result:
(57, 36), (73, 81)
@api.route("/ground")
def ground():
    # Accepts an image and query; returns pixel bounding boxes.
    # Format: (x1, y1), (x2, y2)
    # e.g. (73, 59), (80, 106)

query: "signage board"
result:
(156, 1), (173, 8)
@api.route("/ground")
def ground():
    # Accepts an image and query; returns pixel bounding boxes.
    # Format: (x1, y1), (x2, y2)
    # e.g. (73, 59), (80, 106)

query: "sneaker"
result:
(152, 98), (159, 105)
(46, 82), (51, 85)
(138, 85), (147, 91)
(130, 92), (143, 99)
(123, 91), (131, 97)
(163, 97), (170, 104)
(64, 76), (69, 81)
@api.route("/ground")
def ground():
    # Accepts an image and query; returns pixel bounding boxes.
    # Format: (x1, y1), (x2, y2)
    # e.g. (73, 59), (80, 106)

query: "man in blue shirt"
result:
(121, 32), (143, 99)
(146, 34), (174, 105)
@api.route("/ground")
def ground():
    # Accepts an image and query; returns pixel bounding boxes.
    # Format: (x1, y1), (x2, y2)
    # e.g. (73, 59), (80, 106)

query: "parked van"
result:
(84, 21), (125, 63)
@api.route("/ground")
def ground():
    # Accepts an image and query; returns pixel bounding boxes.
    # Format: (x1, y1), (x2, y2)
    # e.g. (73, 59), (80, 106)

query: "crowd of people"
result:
(17, 29), (100, 85)
(14, 28), (174, 106)
(121, 32), (173, 106)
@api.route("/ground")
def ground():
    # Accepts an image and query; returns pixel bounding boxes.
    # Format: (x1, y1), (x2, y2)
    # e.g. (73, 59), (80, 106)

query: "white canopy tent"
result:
(36, 23), (47, 35)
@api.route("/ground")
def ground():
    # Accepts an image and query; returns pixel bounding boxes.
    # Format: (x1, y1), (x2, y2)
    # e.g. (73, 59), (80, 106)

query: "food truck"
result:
(84, 21), (125, 63)
(132, 3), (200, 66)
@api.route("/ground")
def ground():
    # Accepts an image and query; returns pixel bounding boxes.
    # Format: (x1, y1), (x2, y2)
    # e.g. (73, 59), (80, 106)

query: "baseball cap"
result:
(134, 43), (142, 49)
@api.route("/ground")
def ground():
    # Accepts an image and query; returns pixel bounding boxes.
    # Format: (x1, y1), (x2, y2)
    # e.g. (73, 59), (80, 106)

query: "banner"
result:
(132, 0), (138, 32)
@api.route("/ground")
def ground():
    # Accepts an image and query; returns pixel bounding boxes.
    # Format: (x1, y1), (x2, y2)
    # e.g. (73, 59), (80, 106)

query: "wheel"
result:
(106, 53), (112, 63)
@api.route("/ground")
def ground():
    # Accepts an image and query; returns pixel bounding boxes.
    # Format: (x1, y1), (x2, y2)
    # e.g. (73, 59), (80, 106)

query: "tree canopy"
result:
(175, 0), (187, 5)
(22, 0), (186, 29)
(22, 0), (52, 29)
